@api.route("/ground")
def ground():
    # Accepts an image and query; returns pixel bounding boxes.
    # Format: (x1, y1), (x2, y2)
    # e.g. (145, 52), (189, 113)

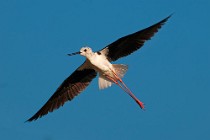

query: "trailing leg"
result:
(105, 74), (144, 109)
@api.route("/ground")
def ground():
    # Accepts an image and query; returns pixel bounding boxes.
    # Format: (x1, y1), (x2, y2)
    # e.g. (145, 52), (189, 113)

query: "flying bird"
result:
(27, 15), (171, 122)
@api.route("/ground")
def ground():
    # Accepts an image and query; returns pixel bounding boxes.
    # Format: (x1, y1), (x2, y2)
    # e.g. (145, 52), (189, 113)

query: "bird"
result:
(27, 15), (171, 122)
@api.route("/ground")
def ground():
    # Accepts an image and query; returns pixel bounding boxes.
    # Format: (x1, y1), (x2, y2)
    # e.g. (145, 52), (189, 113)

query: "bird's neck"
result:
(85, 52), (95, 60)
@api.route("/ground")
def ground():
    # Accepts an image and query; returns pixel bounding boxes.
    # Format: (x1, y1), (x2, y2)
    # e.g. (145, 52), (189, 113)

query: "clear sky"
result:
(0, 0), (210, 140)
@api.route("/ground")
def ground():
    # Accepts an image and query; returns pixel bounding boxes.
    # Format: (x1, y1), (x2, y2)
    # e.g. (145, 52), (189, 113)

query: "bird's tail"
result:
(98, 64), (128, 90)
(112, 64), (128, 78)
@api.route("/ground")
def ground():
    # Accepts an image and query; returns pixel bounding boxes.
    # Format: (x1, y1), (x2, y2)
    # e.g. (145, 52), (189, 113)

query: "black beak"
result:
(67, 51), (81, 56)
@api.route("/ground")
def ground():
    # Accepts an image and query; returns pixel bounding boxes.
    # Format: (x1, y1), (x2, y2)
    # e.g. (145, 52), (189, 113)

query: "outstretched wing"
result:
(27, 61), (97, 122)
(99, 15), (171, 62)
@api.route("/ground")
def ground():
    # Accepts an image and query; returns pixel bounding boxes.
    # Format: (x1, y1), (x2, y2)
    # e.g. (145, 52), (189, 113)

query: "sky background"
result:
(0, 0), (210, 140)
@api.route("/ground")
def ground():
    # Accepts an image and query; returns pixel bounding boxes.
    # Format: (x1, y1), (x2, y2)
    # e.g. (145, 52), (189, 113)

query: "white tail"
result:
(98, 64), (128, 90)
(98, 75), (112, 89)
(112, 64), (128, 78)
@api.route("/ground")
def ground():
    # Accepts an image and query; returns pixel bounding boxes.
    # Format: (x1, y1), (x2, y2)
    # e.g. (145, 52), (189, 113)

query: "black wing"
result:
(27, 61), (97, 122)
(99, 15), (171, 62)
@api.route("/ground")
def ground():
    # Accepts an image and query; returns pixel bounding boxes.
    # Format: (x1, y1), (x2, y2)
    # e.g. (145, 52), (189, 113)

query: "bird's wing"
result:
(27, 60), (97, 122)
(99, 15), (171, 62)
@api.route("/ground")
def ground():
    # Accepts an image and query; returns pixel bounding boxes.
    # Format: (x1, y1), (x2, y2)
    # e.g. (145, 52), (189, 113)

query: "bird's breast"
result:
(89, 54), (112, 73)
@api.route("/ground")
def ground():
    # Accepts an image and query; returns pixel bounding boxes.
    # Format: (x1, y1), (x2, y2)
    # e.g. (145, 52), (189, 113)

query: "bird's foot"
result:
(136, 100), (145, 110)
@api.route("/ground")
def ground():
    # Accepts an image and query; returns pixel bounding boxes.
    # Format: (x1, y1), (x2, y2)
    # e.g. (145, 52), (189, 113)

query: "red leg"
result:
(105, 73), (145, 109)
(120, 80), (145, 109)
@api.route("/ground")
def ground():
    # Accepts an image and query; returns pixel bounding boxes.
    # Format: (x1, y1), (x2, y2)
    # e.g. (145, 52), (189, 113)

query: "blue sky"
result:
(0, 0), (210, 140)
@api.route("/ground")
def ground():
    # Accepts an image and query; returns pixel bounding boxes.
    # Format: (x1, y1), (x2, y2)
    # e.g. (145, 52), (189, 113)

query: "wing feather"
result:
(27, 61), (97, 122)
(99, 15), (171, 61)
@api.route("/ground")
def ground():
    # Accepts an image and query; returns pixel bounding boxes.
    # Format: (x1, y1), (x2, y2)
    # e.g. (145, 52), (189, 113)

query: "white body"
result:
(79, 47), (128, 89)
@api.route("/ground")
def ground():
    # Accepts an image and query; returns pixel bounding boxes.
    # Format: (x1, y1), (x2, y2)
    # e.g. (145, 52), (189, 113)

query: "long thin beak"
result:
(67, 51), (81, 56)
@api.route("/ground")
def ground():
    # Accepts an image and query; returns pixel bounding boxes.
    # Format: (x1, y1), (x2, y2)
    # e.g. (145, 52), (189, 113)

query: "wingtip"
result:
(165, 13), (173, 21)
(24, 119), (32, 123)
(25, 114), (41, 122)
(24, 120), (31, 123)
(25, 117), (36, 123)
(157, 14), (172, 27)
(161, 14), (172, 23)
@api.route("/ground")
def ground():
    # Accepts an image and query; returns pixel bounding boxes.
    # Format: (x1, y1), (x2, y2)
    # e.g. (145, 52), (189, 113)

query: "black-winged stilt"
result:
(27, 15), (171, 122)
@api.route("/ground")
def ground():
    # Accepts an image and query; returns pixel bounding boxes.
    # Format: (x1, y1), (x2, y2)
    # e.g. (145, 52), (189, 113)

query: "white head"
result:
(68, 46), (93, 58)
(79, 47), (93, 57)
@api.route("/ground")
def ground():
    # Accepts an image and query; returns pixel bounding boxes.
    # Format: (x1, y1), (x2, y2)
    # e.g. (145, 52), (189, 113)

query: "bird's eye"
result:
(84, 49), (87, 52)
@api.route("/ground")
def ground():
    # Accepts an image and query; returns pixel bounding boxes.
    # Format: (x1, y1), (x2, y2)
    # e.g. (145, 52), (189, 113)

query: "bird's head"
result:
(68, 46), (93, 58)
(79, 47), (93, 56)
